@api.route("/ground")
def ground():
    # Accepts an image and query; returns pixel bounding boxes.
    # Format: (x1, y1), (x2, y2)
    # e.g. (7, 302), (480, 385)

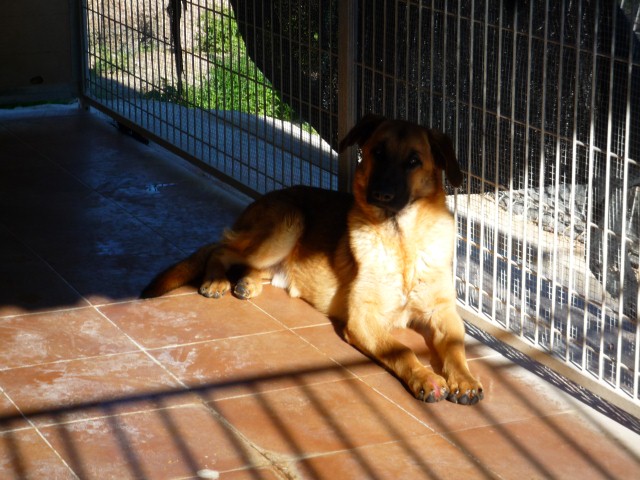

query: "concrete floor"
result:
(0, 104), (638, 479)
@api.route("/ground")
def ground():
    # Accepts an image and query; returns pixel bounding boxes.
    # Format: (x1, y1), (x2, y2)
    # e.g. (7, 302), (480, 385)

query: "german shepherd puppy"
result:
(142, 114), (484, 405)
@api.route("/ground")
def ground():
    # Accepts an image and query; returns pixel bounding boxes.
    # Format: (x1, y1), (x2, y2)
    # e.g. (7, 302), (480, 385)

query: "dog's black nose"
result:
(371, 191), (395, 203)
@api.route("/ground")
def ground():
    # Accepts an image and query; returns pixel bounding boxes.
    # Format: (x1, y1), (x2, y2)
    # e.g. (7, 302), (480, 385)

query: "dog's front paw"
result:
(445, 372), (484, 405)
(199, 279), (231, 299)
(233, 278), (263, 299)
(408, 367), (450, 403)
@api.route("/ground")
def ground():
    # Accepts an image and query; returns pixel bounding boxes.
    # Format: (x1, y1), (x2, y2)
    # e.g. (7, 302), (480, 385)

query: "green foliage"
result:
(88, 8), (305, 126)
(196, 9), (295, 120)
(143, 77), (183, 103)
(91, 43), (129, 77)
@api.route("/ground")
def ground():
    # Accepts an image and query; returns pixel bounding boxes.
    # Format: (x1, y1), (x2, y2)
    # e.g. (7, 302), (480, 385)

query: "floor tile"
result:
(0, 226), (87, 316)
(0, 136), (88, 203)
(9, 111), (250, 254)
(98, 156), (248, 256)
(0, 307), (136, 370)
(151, 330), (354, 401)
(101, 293), (285, 349)
(391, 326), (498, 362)
(360, 355), (577, 434)
(0, 352), (187, 426)
(293, 324), (386, 378)
(0, 120), (228, 304)
(211, 378), (433, 457)
(16, 193), (180, 302)
(0, 392), (30, 433)
(294, 324), (496, 380)
(442, 412), (640, 480)
(294, 434), (490, 480)
(207, 467), (283, 479)
(41, 404), (261, 480)
(249, 285), (332, 328)
(1, 189), (174, 302)
(0, 427), (76, 479)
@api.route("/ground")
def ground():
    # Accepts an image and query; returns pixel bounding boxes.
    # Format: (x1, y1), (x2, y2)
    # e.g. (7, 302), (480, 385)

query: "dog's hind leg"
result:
(200, 205), (304, 300)
(234, 212), (304, 299)
(198, 244), (271, 299)
(198, 245), (232, 298)
(141, 244), (217, 298)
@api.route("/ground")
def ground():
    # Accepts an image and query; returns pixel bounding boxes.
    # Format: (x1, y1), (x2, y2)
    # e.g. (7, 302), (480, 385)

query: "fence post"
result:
(337, 0), (358, 192)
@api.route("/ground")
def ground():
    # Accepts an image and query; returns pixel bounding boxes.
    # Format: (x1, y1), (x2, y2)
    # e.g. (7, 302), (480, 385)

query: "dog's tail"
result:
(140, 244), (216, 298)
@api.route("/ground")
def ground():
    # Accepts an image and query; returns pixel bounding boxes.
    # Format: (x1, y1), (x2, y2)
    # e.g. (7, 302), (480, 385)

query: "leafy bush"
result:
(196, 9), (295, 120)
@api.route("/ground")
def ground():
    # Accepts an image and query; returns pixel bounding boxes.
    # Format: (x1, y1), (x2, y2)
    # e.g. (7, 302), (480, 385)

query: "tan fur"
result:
(142, 115), (483, 405)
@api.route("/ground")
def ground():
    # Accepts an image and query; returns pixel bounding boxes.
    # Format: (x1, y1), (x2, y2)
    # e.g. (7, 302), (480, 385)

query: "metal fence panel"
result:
(81, 0), (339, 195)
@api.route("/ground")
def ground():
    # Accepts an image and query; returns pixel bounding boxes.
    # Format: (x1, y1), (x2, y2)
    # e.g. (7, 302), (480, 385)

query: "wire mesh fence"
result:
(81, 0), (339, 194)
(80, 0), (639, 412)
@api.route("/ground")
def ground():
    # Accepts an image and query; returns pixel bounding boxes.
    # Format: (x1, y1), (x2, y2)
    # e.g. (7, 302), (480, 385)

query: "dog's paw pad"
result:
(420, 386), (449, 403)
(233, 278), (263, 299)
(419, 389), (436, 403)
(200, 288), (225, 298)
(447, 388), (483, 405)
(233, 282), (252, 299)
(199, 281), (229, 299)
(413, 370), (449, 403)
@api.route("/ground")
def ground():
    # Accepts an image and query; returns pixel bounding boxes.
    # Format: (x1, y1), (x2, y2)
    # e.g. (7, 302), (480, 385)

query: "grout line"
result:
(0, 349), (143, 373)
(246, 298), (296, 330)
(0, 388), (81, 479)
(141, 328), (288, 352)
(247, 298), (335, 335)
(0, 304), (90, 321)
(207, 375), (365, 405)
(91, 290), (198, 309)
(94, 302), (311, 478)
(248, 299), (545, 471)
(359, 382), (505, 478)
(0, 226), (93, 316)
(246, 300), (362, 375)
(34, 402), (206, 430)
(0, 308), (290, 373)
(92, 308), (190, 390)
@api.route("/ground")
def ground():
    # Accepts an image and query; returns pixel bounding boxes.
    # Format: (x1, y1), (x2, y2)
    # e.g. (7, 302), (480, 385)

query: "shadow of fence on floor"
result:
(1, 350), (638, 479)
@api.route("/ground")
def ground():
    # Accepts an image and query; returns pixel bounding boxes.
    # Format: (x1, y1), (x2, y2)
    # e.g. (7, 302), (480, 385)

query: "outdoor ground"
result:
(0, 104), (638, 479)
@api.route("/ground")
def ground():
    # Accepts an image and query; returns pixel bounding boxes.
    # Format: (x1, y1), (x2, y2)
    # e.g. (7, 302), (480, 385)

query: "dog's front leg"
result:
(343, 314), (450, 403)
(414, 303), (484, 405)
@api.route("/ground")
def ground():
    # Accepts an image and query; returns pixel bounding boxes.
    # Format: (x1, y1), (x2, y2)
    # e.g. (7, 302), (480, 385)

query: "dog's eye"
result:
(372, 147), (385, 160)
(406, 154), (422, 170)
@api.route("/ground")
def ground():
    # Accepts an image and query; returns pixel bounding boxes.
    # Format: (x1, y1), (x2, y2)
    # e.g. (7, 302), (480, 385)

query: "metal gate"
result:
(80, 0), (640, 414)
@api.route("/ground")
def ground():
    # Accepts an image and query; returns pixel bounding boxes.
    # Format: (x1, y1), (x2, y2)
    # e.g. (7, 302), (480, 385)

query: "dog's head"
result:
(339, 114), (462, 215)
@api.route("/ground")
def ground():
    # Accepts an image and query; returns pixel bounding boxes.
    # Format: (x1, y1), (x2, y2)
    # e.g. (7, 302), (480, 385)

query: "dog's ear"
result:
(338, 114), (387, 152)
(425, 129), (463, 188)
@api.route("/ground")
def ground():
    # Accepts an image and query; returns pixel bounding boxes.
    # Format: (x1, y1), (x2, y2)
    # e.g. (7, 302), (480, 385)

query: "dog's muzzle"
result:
(366, 186), (409, 213)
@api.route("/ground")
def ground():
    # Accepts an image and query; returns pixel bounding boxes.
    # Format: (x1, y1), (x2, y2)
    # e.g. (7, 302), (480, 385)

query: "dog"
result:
(142, 114), (484, 405)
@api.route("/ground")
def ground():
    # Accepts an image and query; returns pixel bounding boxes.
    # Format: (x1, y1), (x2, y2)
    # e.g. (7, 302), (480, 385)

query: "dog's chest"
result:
(352, 218), (448, 290)
(366, 208), (453, 296)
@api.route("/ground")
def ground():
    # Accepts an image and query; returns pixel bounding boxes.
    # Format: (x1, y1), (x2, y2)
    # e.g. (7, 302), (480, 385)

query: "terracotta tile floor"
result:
(1, 104), (639, 479)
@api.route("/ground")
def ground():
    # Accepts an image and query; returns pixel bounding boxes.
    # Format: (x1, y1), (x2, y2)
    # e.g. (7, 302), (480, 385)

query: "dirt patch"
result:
(85, 0), (228, 97)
